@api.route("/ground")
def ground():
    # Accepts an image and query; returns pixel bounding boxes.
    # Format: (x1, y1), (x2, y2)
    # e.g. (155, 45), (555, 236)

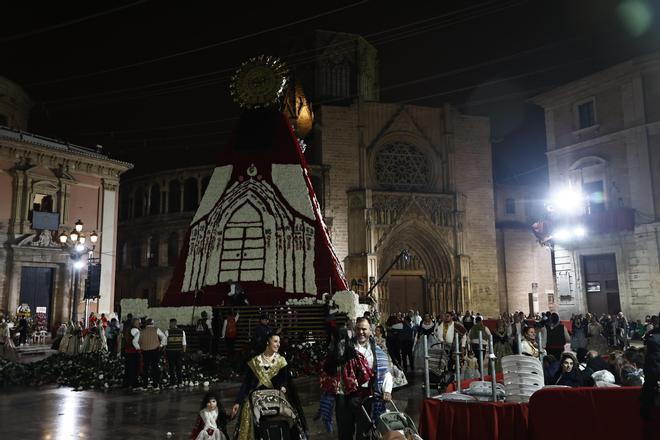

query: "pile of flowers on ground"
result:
(0, 357), (28, 387)
(286, 340), (328, 377)
(0, 351), (246, 391)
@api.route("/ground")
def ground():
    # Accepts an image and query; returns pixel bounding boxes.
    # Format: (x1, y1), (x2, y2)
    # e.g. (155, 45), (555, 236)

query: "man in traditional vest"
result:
(123, 318), (142, 390)
(164, 318), (186, 388)
(139, 318), (166, 390)
(546, 312), (571, 359)
(336, 317), (393, 440)
(221, 309), (239, 356)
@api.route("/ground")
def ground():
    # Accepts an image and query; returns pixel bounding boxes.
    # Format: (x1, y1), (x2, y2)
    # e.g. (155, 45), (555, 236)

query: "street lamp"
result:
(59, 220), (98, 323)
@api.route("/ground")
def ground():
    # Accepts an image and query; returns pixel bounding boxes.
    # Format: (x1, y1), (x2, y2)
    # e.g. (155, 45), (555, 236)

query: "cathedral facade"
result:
(301, 31), (499, 316)
(115, 31), (501, 317)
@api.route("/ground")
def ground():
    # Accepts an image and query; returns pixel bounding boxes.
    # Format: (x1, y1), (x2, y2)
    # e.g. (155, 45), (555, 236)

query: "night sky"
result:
(4, 0), (660, 182)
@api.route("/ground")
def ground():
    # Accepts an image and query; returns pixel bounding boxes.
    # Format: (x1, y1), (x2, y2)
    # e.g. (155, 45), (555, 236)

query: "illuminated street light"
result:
(58, 220), (98, 322)
(574, 226), (586, 238)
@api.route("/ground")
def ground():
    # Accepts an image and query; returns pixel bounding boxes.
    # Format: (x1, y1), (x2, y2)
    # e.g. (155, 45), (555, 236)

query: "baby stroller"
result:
(427, 342), (455, 392)
(249, 389), (307, 440)
(360, 396), (422, 440)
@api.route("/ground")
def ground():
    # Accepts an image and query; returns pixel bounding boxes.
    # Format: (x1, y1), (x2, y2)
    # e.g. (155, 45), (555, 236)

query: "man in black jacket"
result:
(641, 314), (660, 420)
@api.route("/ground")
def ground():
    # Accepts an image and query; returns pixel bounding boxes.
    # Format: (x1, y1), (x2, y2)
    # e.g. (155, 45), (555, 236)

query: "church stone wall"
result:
(453, 114), (499, 315)
(317, 105), (360, 266)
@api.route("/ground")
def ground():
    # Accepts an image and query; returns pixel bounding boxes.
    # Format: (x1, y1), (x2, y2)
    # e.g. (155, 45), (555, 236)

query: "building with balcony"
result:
(0, 76), (132, 328)
(532, 53), (660, 319)
(495, 184), (554, 315)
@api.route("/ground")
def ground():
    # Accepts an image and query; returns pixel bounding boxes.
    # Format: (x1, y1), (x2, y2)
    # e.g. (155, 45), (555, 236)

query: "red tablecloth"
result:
(418, 399), (529, 440)
(528, 387), (660, 440)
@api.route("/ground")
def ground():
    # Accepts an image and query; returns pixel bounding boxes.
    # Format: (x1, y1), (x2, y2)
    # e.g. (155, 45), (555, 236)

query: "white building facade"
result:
(533, 54), (660, 320)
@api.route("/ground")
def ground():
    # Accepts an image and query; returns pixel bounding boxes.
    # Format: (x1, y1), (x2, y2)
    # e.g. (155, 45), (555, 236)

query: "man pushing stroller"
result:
(317, 317), (395, 440)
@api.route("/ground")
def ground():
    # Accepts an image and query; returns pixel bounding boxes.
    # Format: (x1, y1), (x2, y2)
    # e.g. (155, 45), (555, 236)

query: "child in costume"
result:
(190, 392), (228, 440)
(463, 350), (480, 379)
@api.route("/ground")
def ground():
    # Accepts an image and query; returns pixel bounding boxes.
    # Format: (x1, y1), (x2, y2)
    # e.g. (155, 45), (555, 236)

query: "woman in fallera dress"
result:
(413, 314), (438, 371)
(230, 333), (307, 440)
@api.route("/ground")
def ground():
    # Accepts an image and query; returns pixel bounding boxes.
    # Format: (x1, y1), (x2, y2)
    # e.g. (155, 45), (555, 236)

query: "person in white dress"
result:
(0, 318), (18, 361)
(190, 392), (228, 440)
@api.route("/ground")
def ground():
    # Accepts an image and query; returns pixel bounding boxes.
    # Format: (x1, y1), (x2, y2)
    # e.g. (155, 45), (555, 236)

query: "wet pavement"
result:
(0, 373), (426, 439)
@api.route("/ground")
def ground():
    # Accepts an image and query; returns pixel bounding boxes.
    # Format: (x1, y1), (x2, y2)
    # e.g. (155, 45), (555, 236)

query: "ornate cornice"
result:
(0, 131), (133, 177)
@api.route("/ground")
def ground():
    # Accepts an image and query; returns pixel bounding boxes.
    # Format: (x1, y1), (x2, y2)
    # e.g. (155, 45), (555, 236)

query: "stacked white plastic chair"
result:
(501, 355), (544, 403)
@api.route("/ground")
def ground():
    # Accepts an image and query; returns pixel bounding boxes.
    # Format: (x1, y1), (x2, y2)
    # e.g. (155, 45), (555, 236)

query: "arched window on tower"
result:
(148, 234), (159, 267)
(149, 184), (160, 215)
(168, 232), (180, 266)
(183, 177), (198, 211)
(201, 175), (211, 198)
(130, 241), (142, 269)
(168, 180), (181, 213)
(120, 194), (130, 220)
(134, 188), (144, 218)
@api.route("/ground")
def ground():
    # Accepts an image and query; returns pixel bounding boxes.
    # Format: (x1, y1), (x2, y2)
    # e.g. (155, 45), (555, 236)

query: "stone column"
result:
(98, 179), (118, 314)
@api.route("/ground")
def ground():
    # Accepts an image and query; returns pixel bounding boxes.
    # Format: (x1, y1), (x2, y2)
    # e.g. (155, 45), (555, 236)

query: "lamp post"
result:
(59, 219), (98, 323)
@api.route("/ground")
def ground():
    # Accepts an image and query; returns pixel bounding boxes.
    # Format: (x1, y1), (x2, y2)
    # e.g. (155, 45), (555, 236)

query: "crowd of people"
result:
(370, 309), (658, 401)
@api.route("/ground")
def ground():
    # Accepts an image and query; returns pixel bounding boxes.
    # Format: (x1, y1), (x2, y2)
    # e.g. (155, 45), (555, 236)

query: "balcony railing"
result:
(582, 207), (635, 234)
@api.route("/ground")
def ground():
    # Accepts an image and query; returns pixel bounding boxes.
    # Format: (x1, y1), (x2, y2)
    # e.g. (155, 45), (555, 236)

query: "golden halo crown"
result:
(230, 55), (289, 109)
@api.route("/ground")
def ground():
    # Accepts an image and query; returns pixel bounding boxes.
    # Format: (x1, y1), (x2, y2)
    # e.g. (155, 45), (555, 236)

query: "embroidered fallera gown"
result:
(413, 322), (438, 371)
(234, 353), (307, 440)
(191, 408), (227, 440)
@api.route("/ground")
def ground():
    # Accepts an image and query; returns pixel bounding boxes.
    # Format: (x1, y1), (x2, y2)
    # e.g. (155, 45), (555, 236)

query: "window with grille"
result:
(375, 142), (431, 191)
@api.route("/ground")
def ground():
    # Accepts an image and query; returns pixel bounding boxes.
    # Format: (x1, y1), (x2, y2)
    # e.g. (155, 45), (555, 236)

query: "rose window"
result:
(375, 142), (431, 191)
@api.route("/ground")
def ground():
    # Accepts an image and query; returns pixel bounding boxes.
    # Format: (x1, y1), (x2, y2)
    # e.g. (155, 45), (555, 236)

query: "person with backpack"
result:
(221, 309), (239, 356)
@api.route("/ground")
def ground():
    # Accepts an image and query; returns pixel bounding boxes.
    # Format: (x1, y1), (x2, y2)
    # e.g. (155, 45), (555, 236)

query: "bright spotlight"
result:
(553, 228), (571, 241)
(73, 260), (85, 270)
(75, 243), (85, 252)
(574, 226), (586, 238)
(549, 187), (585, 215)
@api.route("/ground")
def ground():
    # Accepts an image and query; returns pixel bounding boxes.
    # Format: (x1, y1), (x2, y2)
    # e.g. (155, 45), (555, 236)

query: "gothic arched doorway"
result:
(377, 221), (456, 316)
